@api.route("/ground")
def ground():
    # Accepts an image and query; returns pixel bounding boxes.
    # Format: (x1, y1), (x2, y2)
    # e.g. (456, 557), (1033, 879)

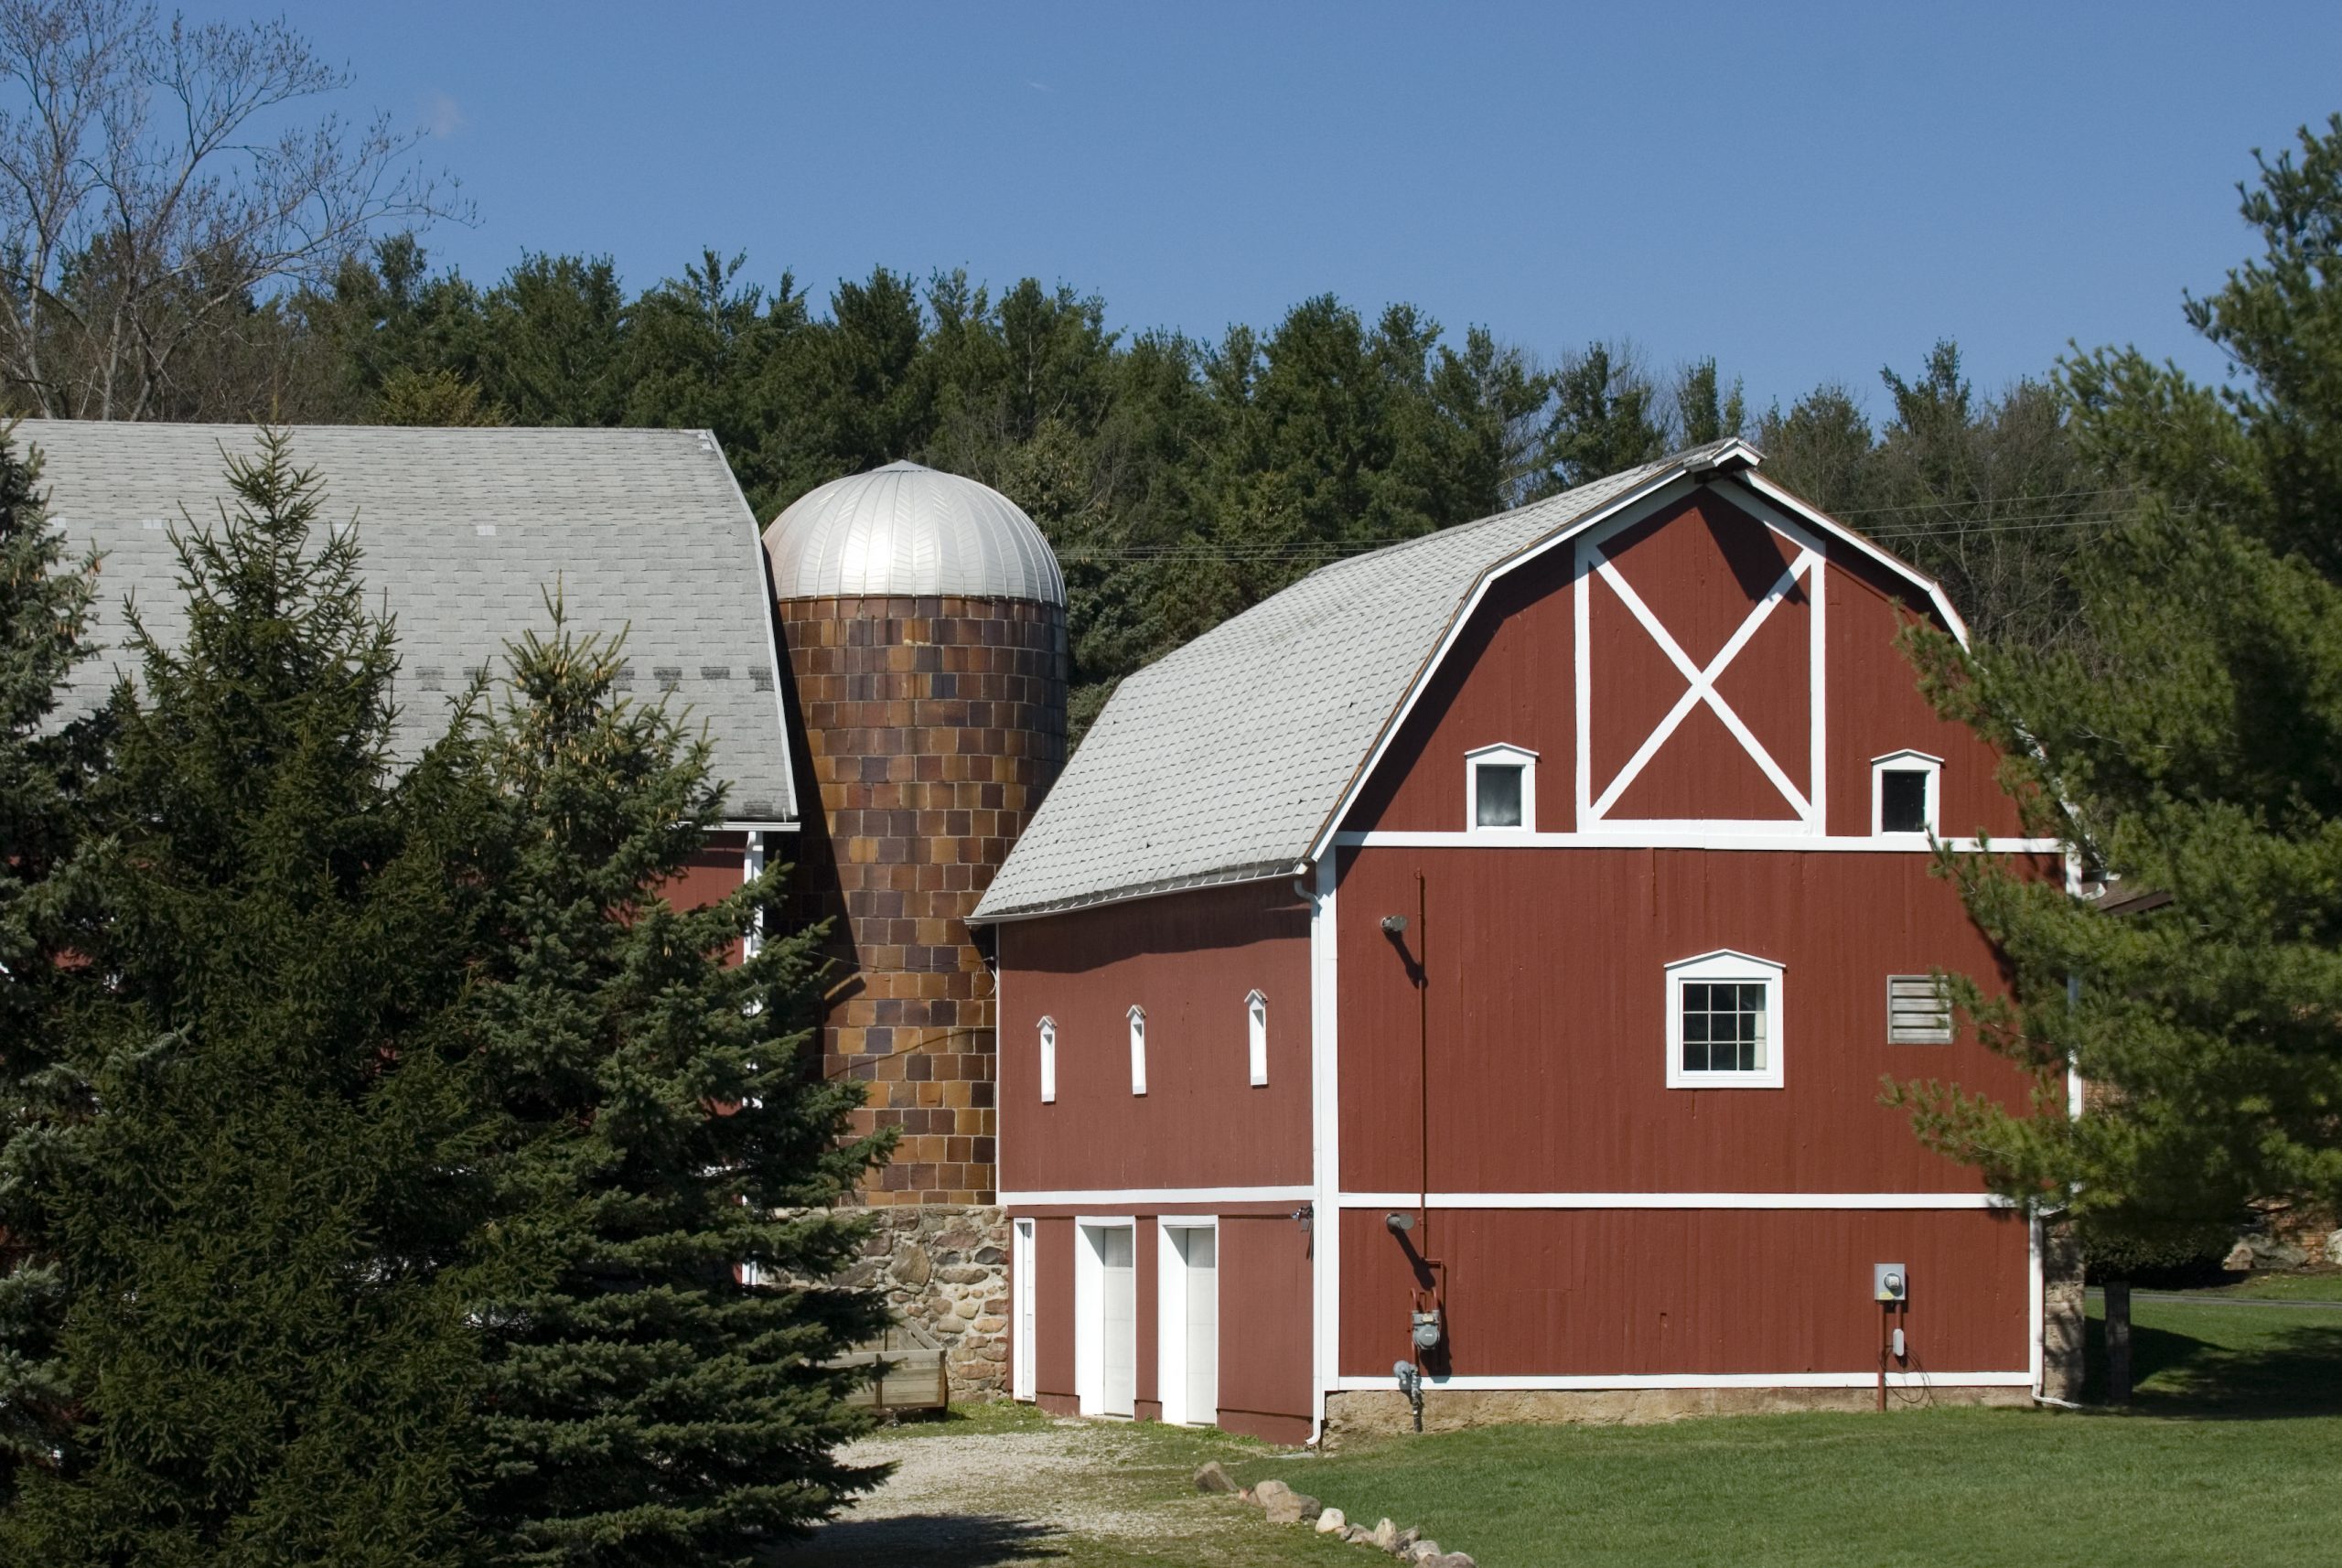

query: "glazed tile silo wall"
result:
(776, 593), (1067, 1207)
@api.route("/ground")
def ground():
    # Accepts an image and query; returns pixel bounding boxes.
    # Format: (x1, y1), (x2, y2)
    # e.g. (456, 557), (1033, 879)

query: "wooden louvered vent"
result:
(1886, 975), (1954, 1045)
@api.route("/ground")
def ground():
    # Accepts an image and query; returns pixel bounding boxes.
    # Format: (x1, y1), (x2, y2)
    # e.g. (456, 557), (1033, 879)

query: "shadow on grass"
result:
(2086, 1314), (2342, 1417)
(789, 1512), (1064, 1566)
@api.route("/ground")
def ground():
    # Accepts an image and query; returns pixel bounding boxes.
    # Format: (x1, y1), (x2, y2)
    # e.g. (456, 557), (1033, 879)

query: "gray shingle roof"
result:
(972, 442), (1752, 920)
(25, 421), (796, 823)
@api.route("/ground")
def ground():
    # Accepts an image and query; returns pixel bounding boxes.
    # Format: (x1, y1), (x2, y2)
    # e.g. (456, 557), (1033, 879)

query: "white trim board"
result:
(1335, 1191), (2016, 1210)
(1330, 1370), (2033, 1392)
(1001, 1185), (1315, 1208)
(1330, 830), (2065, 854)
(1308, 853), (1341, 1444)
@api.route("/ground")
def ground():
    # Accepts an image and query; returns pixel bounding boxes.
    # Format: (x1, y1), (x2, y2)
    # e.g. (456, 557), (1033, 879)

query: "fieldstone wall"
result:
(2041, 1218), (2085, 1402)
(841, 1204), (1014, 1400)
(1324, 1382), (2033, 1443)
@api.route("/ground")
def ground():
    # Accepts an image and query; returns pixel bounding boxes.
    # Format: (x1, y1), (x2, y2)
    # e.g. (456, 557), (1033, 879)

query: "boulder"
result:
(2223, 1240), (2254, 1272)
(1405, 1541), (1443, 1563)
(1397, 1525), (1422, 1551)
(1316, 1508), (1348, 1535)
(1343, 1525), (1373, 1544)
(1369, 1518), (1401, 1552)
(1192, 1461), (1238, 1495)
(2327, 1229), (2342, 1267)
(1264, 1490), (1321, 1525)
(1254, 1479), (1292, 1505)
(1436, 1556), (1477, 1568)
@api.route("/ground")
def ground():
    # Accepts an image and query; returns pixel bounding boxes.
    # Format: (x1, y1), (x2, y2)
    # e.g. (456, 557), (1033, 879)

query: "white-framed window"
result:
(1887, 974), (1955, 1045)
(1466, 743), (1539, 832)
(1665, 949), (1785, 1090)
(1871, 749), (1942, 837)
(1038, 1015), (1057, 1102)
(1128, 1004), (1146, 1096)
(1246, 990), (1268, 1086)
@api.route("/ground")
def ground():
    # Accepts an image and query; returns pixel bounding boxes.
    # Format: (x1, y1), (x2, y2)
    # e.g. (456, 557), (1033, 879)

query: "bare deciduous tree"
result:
(0, 0), (463, 419)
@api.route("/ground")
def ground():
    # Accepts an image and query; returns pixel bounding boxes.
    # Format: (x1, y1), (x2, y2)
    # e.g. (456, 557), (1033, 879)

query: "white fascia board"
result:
(712, 425), (808, 823)
(1000, 1185), (1316, 1208)
(1335, 1191), (2016, 1209)
(1330, 830), (2066, 854)
(1734, 470), (1971, 648)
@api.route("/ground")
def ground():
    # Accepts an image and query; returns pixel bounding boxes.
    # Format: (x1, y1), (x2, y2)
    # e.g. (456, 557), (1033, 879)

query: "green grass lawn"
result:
(1218, 1294), (2342, 1568)
(2176, 1269), (2342, 1303)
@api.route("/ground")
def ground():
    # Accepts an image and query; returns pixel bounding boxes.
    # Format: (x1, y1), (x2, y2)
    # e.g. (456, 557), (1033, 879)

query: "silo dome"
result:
(763, 460), (1065, 605)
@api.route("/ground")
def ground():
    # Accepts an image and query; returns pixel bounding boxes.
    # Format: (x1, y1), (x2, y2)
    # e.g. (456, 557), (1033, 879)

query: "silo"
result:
(763, 461), (1066, 1396)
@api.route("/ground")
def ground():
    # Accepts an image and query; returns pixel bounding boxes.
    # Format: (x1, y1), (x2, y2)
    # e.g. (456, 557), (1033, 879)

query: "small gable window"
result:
(1466, 743), (1539, 832)
(1665, 950), (1786, 1090)
(1247, 990), (1268, 1086)
(1038, 1016), (1057, 1102)
(1872, 750), (1942, 837)
(1128, 1005), (1147, 1097)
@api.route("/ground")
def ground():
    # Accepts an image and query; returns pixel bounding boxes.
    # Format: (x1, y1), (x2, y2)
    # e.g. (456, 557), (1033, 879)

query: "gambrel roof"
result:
(972, 439), (1959, 921)
(26, 421), (797, 824)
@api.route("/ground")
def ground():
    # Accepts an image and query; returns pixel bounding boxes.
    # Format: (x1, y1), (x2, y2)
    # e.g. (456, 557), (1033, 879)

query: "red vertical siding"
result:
(1034, 1218), (1078, 1408)
(1216, 1214), (1316, 1444)
(997, 880), (1312, 1194)
(1133, 1217), (1161, 1421)
(1336, 845), (2043, 1196)
(1338, 1207), (2030, 1379)
(1344, 488), (2026, 842)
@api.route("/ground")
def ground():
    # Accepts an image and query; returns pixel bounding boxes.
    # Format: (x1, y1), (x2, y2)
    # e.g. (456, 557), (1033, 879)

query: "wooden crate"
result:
(827, 1319), (950, 1413)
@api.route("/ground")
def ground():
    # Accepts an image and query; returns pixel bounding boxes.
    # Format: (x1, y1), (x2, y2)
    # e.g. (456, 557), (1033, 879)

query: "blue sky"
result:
(258, 1), (2340, 416)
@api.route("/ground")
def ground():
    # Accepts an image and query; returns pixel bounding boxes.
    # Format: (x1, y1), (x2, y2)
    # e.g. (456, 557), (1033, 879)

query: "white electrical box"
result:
(1874, 1262), (1908, 1303)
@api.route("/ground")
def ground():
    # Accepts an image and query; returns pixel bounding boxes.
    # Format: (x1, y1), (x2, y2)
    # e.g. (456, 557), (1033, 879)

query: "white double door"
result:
(1158, 1223), (1219, 1427)
(1077, 1219), (1218, 1424)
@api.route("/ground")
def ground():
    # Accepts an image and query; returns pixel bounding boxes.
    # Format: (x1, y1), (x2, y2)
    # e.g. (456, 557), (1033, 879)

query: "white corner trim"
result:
(1334, 1191), (2017, 1210)
(1000, 1185), (1316, 1208)
(1331, 1370), (2033, 1392)
(1327, 830), (2066, 854)
(1665, 949), (1786, 1090)
(1308, 853), (1341, 1443)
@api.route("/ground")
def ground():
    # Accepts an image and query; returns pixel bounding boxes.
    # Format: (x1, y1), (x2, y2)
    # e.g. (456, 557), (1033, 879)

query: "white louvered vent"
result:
(1887, 975), (1954, 1045)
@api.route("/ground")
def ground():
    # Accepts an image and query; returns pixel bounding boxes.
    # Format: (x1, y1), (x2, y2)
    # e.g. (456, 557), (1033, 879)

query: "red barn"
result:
(970, 439), (2079, 1443)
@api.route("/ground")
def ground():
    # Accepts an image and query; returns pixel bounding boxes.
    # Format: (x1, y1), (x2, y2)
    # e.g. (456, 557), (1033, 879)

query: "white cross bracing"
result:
(1579, 539), (1822, 828)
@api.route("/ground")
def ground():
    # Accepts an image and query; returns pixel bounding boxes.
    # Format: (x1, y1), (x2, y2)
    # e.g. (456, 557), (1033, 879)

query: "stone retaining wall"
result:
(1324, 1382), (2035, 1443)
(839, 1203), (1014, 1400)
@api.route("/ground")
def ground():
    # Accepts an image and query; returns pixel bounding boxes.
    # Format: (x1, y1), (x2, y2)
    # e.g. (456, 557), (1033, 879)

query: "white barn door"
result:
(1157, 1222), (1219, 1427)
(1012, 1219), (1036, 1402)
(1078, 1220), (1137, 1417)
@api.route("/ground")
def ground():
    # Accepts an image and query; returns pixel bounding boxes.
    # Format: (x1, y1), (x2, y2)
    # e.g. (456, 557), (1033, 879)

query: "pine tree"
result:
(1894, 118), (2342, 1308)
(0, 429), (97, 1499)
(470, 609), (888, 1567)
(0, 432), (502, 1563)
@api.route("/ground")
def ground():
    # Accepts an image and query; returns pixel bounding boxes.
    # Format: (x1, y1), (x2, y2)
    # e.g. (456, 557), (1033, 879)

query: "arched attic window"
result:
(1038, 1016), (1057, 1103)
(1128, 1005), (1146, 1096)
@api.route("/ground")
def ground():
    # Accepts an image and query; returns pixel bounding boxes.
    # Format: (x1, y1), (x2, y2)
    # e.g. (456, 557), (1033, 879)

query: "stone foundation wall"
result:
(1325, 1382), (2035, 1443)
(840, 1203), (1013, 1400)
(2041, 1218), (2086, 1402)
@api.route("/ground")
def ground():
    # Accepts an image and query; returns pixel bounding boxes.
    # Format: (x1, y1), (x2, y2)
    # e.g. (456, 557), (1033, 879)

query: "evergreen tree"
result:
(1894, 117), (2342, 1292)
(0, 430), (97, 1499)
(469, 611), (888, 1567)
(0, 433), (501, 1563)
